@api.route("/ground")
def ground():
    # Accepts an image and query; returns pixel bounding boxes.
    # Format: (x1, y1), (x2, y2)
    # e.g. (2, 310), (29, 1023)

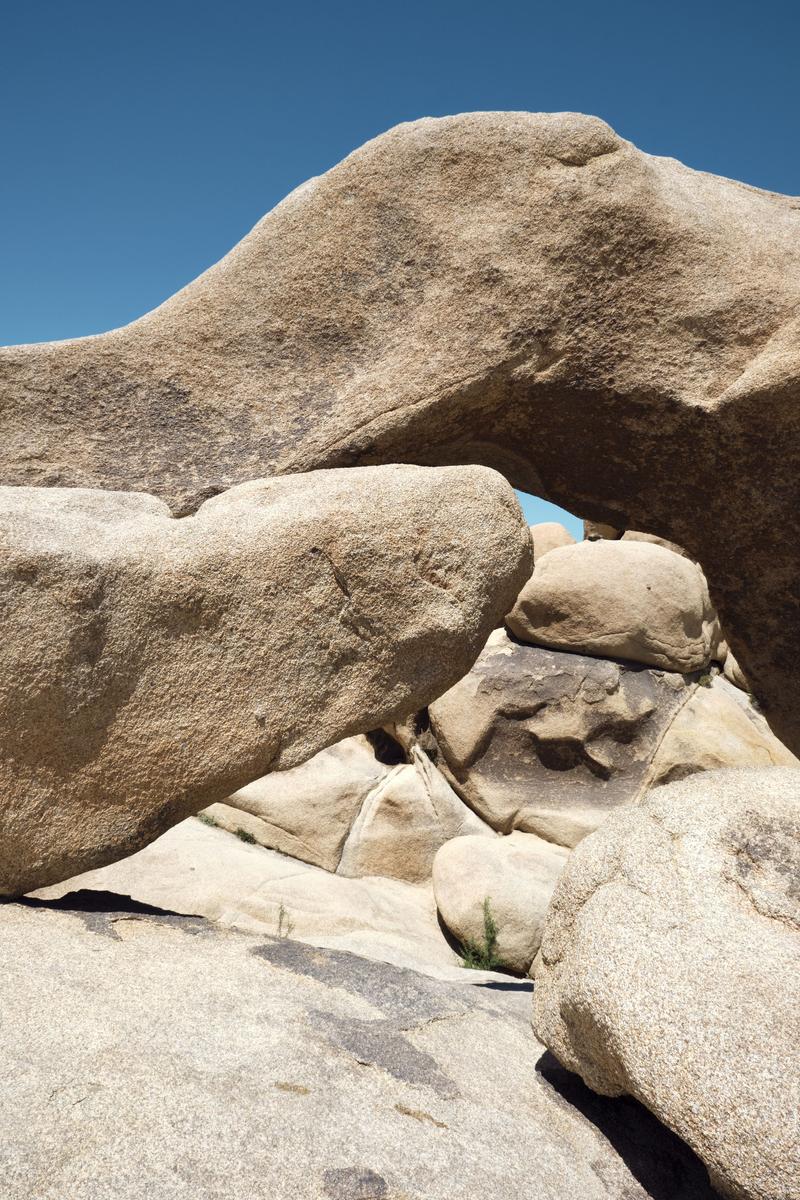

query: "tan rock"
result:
(585, 523), (691, 559)
(433, 831), (568, 974)
(530, 521), (576, 561)
(428, 631), (695, 847)
(207, 734), (492, 882)
(622, 530), (691, 558)
(1, 898), (719, 1200)
(207, 737), (384, 871)
(33, 816), (461, 978)
(533, 768), (800, 1200)
(507, 540), (720, 672)
(724, 648), (751, 692)
(646, 676), (797, 787)
(337, 743), (492, 883)
(583, 521), (623, 541)
(1, 113), (798, 750)
(0, 464), (531, 895)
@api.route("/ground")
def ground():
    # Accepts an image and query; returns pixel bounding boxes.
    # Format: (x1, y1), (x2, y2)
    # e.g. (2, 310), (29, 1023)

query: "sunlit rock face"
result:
(1, 111), (798, 749)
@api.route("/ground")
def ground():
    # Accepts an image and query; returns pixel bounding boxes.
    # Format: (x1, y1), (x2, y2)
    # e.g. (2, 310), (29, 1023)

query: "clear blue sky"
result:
(2, 0), (797, 533)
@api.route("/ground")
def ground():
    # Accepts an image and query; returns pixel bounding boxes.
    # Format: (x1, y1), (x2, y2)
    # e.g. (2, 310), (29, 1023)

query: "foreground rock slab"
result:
(34, 816), (463, 978)
(0, 464), (530, 895)
(2, 112), (798, 749)
(0, 901), (721, 1199)
(533, 768), (800, 1200)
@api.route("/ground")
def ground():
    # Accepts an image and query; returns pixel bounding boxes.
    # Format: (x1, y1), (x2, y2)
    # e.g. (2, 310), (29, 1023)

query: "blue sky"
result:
(2, 0), (797, 533)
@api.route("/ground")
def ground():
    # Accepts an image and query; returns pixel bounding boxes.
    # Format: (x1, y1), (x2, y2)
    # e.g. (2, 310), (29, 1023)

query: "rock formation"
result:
(0, 464), (530, 895)
(507, 539), (721, 673)
(532, 768), (800, 1200)
(530, 521), (576, 561)
(429, 631), (686, 845)
(1, 112), (798, 750)
(432, 831), (567, 974)
(206, 734), (492, 883)
(1, 899), (719, 1200)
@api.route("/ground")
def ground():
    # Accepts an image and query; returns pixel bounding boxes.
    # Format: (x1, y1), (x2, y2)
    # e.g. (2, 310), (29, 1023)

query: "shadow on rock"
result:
(535, 1051), (722, 1200)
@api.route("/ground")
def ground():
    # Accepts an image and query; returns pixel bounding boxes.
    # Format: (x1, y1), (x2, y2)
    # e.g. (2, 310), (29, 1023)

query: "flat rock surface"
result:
(0, 901), (720, 1199)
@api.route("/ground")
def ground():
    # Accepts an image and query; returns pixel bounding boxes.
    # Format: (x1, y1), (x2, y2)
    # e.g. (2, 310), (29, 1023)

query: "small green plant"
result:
(277, 902), (294, 939)
(697, 672), (713, 688)
(197, 812), (218, 827)
(460, 897), (500, 971)
(235, 827), (256, 844)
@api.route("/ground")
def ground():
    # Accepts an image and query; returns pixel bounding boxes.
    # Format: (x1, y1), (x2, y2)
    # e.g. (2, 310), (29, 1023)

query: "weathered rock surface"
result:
(533, 768), (800, 1200)
(211, 734), (492, 883)
(723, 648), (750, 692)
(530, 521), (575, 560)
(428, 634), (795, 848)
(584, 521), (691, 559)
(646, 676), (797, 787)
(207, 737), (385, 872)
(622, 530), (692, 559)
(335, 741), (492, 882)
(433, 831), (568, 974)
(0, 901), (720, 1200)
(0, 464), (530, 896)
(428, 631), (697, 847)
(584, 521), (623, 541)
(507, 540), (720, 672)
(1, 112), (798, 750)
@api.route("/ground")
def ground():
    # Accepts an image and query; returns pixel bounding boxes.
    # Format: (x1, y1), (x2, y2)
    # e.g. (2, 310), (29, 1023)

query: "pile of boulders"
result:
(41, 518), (793, 991)
(2, 110), (799, 1200)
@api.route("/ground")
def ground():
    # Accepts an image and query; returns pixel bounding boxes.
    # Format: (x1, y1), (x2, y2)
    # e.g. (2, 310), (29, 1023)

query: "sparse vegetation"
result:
(235, 827), (256, 844)
(460, 897), (500, 971)
(697, 672), (713, 688)
(197, 812), (218, 827)
(277, 902), (294, 939)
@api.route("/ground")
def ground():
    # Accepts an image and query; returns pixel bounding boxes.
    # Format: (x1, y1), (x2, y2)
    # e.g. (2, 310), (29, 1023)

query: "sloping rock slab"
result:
(0, 900), (720, 1199)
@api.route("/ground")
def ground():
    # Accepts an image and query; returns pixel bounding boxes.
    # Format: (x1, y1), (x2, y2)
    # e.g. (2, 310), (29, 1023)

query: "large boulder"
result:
(428, 631), (697, 847)
(533, 768), (800, 1200)
(428, 633), (795, 849)
(507, 539), (720, 672)
(1, 113), (798, 751)
(0, 900), (719, 1200)
(432, 831), (568, 974)
(0, 464), (530, 896)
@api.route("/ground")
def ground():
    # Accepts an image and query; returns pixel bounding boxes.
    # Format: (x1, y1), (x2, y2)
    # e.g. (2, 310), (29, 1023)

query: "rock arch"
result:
(2, 112), (799, 750)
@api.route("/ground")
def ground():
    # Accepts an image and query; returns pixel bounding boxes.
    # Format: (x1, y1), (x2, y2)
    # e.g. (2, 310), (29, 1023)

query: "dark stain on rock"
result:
(322, 1167), (389, 1199)
(312, 1011), (458, 1099)
(251, 938), (469, 1026)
